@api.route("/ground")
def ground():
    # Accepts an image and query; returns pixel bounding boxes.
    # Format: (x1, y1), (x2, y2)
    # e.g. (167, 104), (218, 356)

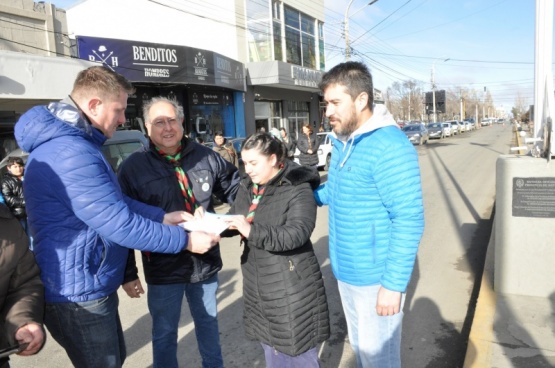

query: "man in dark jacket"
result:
(0, 204), (45, 368)
(118, 96), (240, 368)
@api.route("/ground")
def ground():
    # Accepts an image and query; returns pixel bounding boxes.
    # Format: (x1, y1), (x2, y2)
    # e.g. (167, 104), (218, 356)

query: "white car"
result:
(316, 132), (333, 171)
(441, 122), (452, 137)
(445, 120), (460, 135)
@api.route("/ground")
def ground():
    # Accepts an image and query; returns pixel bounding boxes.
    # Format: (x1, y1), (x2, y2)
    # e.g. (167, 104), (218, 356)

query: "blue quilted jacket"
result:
(314, 105), (424, 292)
(15, 101), (188, 303)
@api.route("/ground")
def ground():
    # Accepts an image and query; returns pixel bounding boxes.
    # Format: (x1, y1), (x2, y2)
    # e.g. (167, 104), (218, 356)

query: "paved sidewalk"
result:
(463, 216), (555, 367)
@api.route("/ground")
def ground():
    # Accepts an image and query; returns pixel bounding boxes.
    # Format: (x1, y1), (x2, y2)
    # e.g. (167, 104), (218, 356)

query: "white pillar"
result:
(534, 0), (555, 157)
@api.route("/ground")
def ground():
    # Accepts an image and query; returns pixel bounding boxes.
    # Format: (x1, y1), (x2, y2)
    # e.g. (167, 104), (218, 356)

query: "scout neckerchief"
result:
(240, 183), (265, 245)
(156, 146), (198, 214)
(246, 183), (265, 224)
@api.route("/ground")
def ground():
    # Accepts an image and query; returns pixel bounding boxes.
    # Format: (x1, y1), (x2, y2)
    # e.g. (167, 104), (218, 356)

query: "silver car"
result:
(427, 123), (445, 139)
(402, 124), (429, 145)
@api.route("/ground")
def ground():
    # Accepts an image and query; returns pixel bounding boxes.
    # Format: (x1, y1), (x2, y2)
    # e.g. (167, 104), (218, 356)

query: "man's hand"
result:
(163, 211), (194, 225)
(187, 231), (220, 254)
(194, 207), (205, 220)
(376, 286), (402, 316)
(15, 323), (45, 356)
(122, 279), (145, 298)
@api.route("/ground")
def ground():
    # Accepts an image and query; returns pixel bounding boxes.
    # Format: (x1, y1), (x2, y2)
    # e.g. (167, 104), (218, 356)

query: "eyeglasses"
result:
(148, 117), (180, 129)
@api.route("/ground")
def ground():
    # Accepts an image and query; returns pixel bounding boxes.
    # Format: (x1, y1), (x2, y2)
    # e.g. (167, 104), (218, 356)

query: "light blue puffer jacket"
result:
(15, 101), (188, 303)
(314, 105), (424, 292)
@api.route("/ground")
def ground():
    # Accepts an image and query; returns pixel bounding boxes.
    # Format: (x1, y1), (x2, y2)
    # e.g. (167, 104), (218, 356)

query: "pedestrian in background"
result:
(222, 132), (330, 367)
(0, 203), (45, 368)
(296, 123), (319, 168)
(1, 157), (29, 238)
(280, 127), (296, 160)
(315, 61), (424, 368)
(119, 97), (240, 368)
(213, 130), (239, 168)
(14, 66), (219, 368)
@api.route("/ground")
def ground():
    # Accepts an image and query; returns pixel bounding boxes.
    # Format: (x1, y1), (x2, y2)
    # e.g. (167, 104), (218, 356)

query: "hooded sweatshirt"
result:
(314, 104), (424, 291)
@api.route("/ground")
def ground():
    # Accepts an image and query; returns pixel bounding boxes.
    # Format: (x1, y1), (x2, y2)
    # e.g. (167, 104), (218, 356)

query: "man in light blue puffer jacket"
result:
(315, 62), (424, 368)
(14, 66), (220, 368)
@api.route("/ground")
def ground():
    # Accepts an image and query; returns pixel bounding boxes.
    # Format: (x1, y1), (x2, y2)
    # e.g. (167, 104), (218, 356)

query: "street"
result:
(12, 124), (514, 368)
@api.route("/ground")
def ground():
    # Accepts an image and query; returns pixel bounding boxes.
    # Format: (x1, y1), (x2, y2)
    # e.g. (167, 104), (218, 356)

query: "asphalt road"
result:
(11, 124), (514, 368)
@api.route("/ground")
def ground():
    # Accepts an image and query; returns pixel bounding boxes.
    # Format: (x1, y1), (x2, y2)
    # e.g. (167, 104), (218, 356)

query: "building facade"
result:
(0, 0), (97, 157)
(0, 0), (326, 155)
(65, 0), (326, 140)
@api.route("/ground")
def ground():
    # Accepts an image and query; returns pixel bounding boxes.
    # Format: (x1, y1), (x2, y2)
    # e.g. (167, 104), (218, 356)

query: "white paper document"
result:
(179, 212), (233, 234)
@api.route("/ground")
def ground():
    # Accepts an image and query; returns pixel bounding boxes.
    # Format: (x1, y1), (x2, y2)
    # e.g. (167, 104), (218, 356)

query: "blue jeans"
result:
(147, 274), (223, 368)
(44, 292), (126, 368)
(338, 281), (405, 368)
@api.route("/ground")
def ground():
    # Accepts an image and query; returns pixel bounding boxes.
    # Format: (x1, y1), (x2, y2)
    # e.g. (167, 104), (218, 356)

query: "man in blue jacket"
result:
(314, 62), (424, 368)
(14, 66), (220, 368)
(118, 97), (240, 368)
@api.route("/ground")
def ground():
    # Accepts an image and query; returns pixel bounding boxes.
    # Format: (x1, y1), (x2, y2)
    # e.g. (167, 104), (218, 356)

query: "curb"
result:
(463, 220), (497, 367)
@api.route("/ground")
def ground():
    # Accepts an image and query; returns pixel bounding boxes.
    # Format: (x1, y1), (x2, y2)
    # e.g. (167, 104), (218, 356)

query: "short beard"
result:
(334, 106), (359, 139)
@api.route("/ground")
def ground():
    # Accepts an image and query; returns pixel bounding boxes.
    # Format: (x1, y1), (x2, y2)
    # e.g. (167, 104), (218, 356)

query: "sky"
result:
(48, 0), (551, 114)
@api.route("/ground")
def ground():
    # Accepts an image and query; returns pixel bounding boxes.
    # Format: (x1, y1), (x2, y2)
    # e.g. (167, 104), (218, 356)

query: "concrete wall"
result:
(66, 0), (241, 60)
(0, 0), (70, 56)
(495, 155), (555, 298)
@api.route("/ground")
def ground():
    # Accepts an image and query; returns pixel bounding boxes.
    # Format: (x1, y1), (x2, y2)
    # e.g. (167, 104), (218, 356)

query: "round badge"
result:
(202, 182), (210, 192)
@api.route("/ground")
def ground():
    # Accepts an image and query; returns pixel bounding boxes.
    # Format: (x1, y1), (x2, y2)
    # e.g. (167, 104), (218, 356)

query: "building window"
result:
(284, 5), (317, 69)
(287, 101), (309, 139)
(273, 21), (283, 61)
(247, 0), (271, 62)
(318, 22), (325, 71)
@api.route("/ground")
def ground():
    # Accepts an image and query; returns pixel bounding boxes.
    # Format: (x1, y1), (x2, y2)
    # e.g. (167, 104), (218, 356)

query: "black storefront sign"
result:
(77, 36), (245, 91)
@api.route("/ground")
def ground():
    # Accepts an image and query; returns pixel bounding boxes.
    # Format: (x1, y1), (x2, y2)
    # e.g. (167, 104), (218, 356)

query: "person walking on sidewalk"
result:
(118, 97), (240, 368)
(315, 61), (424, 368)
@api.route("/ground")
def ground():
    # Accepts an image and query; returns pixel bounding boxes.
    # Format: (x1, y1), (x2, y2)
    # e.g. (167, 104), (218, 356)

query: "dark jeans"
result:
(44, 292), (126, 368)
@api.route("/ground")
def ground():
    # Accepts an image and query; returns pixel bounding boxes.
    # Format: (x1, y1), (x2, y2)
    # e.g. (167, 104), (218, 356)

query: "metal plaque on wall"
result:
(512, 177), (555, 218)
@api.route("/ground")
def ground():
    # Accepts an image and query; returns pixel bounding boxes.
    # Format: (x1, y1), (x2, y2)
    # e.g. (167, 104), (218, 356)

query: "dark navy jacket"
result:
(119, 138), (240, 284)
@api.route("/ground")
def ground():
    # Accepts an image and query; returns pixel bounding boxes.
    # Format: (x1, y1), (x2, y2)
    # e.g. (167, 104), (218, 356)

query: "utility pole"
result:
(432, 64), (437, 123)
(460, 90), (464, 121)
(344, 0), (378, 61)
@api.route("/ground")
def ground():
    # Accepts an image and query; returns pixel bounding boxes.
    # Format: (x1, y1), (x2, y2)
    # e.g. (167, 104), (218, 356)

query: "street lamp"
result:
(344, 0), (378, 61)
(431, 57), (450, 123)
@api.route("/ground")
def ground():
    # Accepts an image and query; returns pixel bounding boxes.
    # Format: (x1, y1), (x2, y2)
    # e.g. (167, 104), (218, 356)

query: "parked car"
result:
(462, 121), (473, 131)
(99, 130), (149, 171)
(402, 124), (428, 145)
(441, 122), (452, 137)
(427, 122), (445, 139)
(316, 132), (332, 171)
(463, 118), (476, 130)
(481, 118), (493, 126)
(445, 120), (460, 135)
(1, 130), (148, 175)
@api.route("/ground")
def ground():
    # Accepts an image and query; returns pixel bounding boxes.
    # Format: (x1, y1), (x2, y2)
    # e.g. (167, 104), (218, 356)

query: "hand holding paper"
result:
(179, 212), (233, 235)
